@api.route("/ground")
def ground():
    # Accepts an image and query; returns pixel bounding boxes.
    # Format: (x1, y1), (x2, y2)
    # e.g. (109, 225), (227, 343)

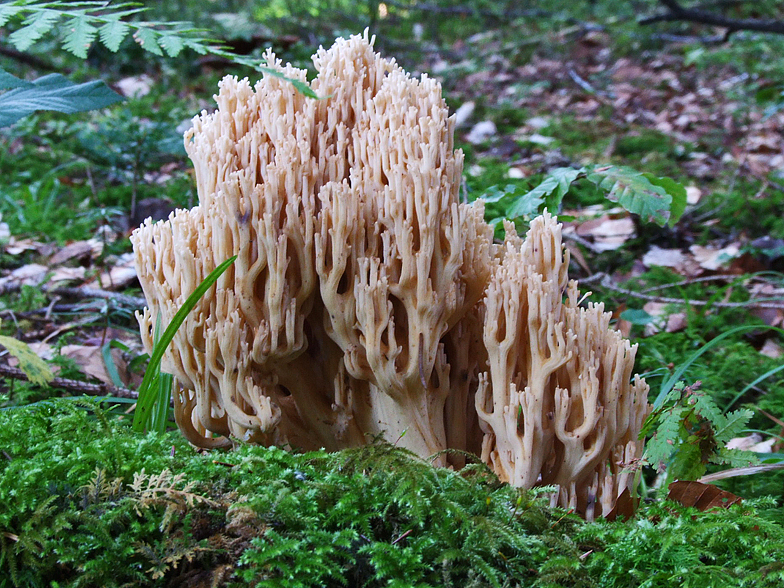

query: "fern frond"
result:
(132, 27), (163, 56)
(62, 15), (98, 59)
(98, 17), (130, 52)
(0, 3), (25, 27)
(9, 8), (61, 52)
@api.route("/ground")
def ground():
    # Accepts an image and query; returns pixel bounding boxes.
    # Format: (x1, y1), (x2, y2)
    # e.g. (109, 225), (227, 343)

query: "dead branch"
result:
(0, 282), (146, 309)
(383, 2), (552, 20)
(0, 363), (138, 399)
(582, 272), (784, 310)
(0, 45), (60, 71)
(640, 0), (784, 36)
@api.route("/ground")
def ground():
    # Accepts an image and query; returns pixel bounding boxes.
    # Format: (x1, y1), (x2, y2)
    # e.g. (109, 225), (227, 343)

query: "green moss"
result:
(1, 399), (782, 587)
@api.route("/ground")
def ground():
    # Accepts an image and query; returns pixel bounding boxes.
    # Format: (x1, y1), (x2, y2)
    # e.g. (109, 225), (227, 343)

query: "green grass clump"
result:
(1, 399), (783, 587)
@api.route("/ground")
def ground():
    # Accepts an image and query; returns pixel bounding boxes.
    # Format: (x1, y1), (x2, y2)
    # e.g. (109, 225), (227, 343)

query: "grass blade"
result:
(654, 324), (784, 409)
(132, 255), (236, 433)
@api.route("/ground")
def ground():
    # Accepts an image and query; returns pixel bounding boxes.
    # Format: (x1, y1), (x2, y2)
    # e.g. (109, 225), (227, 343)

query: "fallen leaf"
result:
(4, 237), (50, 256)
(667, 480), (742, 510)
(465, 120), (497, 144)
(0, 264), (48, 289)
(726, 433), (764, 451)
(604, 487), (638, 521)
(575, 216), (636, 252)
(640, 302), (686, 336)
(115, 74), (154, 98)
(98, 253), (137, 289)
(60, 344), (115, 386)
(453, 101), (475, 128)
(50, 266), (87, 284)
(689, 243), (740, 271)
(49, 240), (103, 265)
(686, 185), (702, 204)
(642, 246), (702, 276)
(759, 339), (783, 359)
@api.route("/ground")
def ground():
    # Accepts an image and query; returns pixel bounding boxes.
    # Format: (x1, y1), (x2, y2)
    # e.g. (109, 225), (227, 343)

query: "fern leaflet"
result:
(63, 15), (98, 59)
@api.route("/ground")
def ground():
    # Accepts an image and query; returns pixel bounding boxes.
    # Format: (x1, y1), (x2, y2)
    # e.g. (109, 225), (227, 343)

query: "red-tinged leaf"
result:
(668, 480), (742, 511)
(605, 487), (638, 521)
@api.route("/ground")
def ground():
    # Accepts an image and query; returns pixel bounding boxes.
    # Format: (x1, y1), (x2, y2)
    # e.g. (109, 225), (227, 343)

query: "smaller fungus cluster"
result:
(132, 32), (650, 519)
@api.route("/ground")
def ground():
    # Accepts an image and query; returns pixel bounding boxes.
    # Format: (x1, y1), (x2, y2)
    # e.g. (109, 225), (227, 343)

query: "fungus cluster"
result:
(132, 33), (649, 518)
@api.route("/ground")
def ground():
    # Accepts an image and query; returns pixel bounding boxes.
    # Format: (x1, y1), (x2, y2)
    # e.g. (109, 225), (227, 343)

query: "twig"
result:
(586, 272), (784, 309)
(0, 282), (146, 309)
(49, 287), (146, 309)
(0, 45), (60, 71)
(567, 69), (615, 104)
(383, 2), (552, 20)
(0, 363), (138, 399)
(640, 0), (784, 37)
(562, 231), (605, 254)
(640, 273), (746, 293)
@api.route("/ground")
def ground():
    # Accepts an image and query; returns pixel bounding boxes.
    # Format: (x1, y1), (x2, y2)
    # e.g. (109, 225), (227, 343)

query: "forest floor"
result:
(2, 3), (784, 585)
(1, 0), (783, 537)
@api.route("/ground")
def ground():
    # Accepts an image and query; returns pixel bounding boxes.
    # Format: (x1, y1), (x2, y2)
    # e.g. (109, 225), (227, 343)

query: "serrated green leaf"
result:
(586, 165), (673, 226)
(0, 3), (24, 27)
(0, 329), (54, 388)
(643, 173), (687, 227)
(182, 37), (211, 56)
(0, 67), (31, 91)
(158, 34), (185, 57)
(620, 308), (655, 325)
(505, 191), (545, 220)
(62, 15), (98, 59)
(481, 184), (518, 203)
(133, 27), (163, 56)
(98, 18), (130, 52)
(9, 9), (61, 51)
(0, 73), (123, 127)
(541, 166), (585, 211)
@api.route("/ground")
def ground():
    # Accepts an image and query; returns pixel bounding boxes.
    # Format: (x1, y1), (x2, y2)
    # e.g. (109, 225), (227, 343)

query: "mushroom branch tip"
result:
(131, 32), (650, 519)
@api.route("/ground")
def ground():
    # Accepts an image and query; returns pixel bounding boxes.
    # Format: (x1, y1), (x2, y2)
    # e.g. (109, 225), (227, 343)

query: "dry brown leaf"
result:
(726, 433), (764, 451)
(4, 237), (51, 256)
(49, 240), (103, 265)
(0, 264), (48, 289)
(686, 186), (702, 204)
(575, 216), (635, 252)
(641, 302), (686, 336)
(98, 253), (137, 289)
(49, 266), (87, 284)
(689, 243), (740, 271)
(667, 480), (742, 510)
(759, 339), (783, 359)
(642, 246), (702, 276)
(60, 344), (115, 386)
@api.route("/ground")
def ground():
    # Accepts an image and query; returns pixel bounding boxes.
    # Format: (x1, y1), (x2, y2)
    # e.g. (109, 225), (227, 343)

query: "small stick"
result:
(586, 273), (784, 310)
(0, 283), (146, 309)
(0, 363), (138, 399)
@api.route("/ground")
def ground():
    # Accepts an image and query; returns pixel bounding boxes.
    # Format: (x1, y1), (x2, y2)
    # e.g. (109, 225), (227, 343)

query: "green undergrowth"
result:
(1, 398), (783, 588)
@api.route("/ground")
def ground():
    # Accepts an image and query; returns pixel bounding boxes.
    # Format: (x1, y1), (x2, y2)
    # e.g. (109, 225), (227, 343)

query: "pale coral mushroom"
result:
(132, 32), (649, 517)
(475, 213), (649, 518)
(132, 32), (493, 461)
